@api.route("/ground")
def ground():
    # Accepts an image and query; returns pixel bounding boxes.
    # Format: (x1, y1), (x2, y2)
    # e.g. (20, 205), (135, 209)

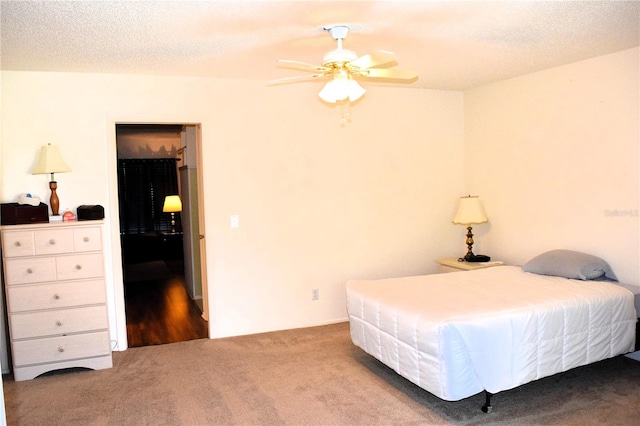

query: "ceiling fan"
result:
(269, 25), (418, 104)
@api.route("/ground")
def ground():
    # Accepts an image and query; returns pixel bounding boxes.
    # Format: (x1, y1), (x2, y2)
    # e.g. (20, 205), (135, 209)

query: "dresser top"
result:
(1, 220), (104, 231)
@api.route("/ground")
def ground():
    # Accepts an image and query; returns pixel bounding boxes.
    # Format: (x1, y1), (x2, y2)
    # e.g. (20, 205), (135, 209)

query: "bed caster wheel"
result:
(481, 404), (492, 413)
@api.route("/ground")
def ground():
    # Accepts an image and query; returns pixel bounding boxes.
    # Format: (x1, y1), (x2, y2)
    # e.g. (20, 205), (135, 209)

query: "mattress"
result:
(614, 282), (640, 317)
(346, 266), (636, 401)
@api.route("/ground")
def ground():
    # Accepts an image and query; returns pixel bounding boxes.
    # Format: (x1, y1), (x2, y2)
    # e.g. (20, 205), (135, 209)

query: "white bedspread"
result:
(347, 266), (636, 401)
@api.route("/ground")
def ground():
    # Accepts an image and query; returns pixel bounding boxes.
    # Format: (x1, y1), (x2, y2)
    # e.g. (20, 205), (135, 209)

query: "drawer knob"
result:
(58, 347), (64, 353)
(49, 239), (56, 245)
(54, 294), (60, 300)
(75, 265), (82, 270)
(14, 241), (21, 247)
(26, 268), (33, 274)
(56, 321), (62, 326)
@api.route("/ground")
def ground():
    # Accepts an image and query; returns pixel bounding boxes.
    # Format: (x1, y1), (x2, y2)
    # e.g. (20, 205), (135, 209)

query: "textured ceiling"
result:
(1, 1), (639, 90)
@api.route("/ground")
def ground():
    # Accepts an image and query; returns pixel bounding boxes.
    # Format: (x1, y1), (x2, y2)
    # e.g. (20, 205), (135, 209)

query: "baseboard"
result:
(310, 317), (349, 327)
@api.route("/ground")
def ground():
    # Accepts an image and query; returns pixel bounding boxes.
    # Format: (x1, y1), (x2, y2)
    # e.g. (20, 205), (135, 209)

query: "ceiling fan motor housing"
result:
(323, 49), (358, 66)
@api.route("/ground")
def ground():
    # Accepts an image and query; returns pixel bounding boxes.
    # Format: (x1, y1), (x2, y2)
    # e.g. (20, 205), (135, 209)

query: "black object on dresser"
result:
(1, 203), (49, 225)
(77, 205), (105, 220)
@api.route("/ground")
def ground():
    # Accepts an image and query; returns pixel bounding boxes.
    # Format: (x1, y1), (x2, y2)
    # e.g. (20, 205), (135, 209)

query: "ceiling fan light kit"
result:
(318, 70), (366, 103)
(271, 24), (418, 121)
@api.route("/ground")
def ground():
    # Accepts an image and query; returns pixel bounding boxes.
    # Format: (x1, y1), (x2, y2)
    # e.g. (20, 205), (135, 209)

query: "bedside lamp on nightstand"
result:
(453, 195), (490, 262)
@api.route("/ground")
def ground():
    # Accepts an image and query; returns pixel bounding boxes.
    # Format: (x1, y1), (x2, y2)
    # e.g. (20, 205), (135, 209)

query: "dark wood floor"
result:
(124, 260), (208, 348)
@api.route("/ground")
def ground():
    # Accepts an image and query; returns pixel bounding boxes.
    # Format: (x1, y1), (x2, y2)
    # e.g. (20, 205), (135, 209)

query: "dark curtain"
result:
(117, 159), (179, 235)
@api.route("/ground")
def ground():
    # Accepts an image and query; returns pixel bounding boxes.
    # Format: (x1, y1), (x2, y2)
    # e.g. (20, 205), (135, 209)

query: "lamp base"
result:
(462, 225), (490, 262)
(464, 253), (491, 262)
(49, 181), (60, 216)
(49, 215), (63, 222)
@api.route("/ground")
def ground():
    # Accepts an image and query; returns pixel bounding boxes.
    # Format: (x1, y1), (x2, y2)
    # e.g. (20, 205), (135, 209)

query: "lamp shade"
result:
(32, 144), (71, 175)
(162, 195), (182, 213)
(318, 74), (366, 103)
(452, 195), (488, 225)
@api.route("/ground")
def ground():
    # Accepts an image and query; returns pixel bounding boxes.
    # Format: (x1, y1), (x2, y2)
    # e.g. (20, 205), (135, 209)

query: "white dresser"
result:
(1, 221), (112, 381)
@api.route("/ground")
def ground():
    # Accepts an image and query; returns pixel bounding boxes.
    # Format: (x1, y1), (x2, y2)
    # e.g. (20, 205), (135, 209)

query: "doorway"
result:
(115, 124), (208, 347)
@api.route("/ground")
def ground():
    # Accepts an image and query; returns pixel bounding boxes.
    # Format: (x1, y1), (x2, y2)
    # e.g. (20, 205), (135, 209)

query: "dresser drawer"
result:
(1, 230), (35, 257)
(7, 280), (106, 312)
(73, 226), (102, 252)
(4, 257), (57, 284)
(10, 305), (108, 340)
(34, 229), (74, 255)
(12, 331), (111, 367)
(56, 253), (104, 281)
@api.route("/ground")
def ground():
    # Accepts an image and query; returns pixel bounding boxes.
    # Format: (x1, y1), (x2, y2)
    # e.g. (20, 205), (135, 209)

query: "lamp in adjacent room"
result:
(163, 195), (182, 233)
(452, 195), (489, 262)
(31, 143), (72, 218)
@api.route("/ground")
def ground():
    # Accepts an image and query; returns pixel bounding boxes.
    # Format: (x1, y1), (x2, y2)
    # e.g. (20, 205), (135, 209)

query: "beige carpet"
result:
(3, 322), (640, 425)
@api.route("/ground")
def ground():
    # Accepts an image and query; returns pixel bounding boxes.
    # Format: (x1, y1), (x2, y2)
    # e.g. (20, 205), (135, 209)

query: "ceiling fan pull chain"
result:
(340, 101), (353, 126)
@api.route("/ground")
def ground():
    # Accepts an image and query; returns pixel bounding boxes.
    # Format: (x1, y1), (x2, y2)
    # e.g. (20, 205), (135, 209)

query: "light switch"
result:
(230, 214), (239, 228)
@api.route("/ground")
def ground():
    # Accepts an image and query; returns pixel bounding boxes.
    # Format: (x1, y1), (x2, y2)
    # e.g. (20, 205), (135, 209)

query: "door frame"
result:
(106, 119), (209, 350)
(178, 124), (208, 319)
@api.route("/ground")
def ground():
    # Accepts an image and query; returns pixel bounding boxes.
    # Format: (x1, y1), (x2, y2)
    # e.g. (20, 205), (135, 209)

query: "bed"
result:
(347, 256), (637, 412)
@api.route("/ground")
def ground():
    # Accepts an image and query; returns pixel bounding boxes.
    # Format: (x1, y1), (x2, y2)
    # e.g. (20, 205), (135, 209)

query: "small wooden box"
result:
(1, 203), (49, 225)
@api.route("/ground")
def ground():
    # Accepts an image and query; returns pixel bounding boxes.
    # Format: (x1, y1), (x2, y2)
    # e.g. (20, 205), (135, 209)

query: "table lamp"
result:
(31, 143), (71, 218)
(452, 195), (488, 261)
(163, 195), (182, 233)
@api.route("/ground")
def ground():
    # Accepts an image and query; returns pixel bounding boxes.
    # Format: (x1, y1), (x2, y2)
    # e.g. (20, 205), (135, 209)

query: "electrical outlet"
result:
(312, 288), (319, 301)
(230, 214), (239, 228)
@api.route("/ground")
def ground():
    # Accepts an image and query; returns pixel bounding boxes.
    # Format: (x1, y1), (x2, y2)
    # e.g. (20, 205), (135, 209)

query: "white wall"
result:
(465, 47), (639, 285)
(0, 71), (464, 345)
(1, 47), (636, 357)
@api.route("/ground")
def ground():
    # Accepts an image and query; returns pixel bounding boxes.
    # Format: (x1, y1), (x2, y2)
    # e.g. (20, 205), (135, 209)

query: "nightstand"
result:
(158, 231), (183, 260)
(436, 258), (504, 273)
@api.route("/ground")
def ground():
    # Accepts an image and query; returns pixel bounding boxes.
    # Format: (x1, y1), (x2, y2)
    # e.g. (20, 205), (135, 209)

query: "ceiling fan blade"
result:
(360, 67), (418, 81)
(349, 50), (397, 70)
(267, 73), (329, 86)
(277, 59), (330, 73)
